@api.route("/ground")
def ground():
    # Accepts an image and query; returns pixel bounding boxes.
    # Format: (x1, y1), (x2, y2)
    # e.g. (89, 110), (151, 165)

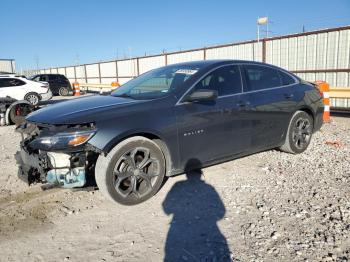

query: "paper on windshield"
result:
(175, 69), (198, 75)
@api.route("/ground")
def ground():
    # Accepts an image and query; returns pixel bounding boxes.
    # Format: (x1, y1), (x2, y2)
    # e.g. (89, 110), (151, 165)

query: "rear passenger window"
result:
(0, 78), (24, 87)
(0, 79), (7, 88)
(11, 79), (25, 86)
(279, 71), (296, 85)
(48, 75), (58, 81)
(243, 65), (282, 92)
(193, 65), (242, 96)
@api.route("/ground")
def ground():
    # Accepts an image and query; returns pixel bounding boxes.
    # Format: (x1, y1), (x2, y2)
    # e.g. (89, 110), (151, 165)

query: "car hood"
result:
(27, 95), (143, 125)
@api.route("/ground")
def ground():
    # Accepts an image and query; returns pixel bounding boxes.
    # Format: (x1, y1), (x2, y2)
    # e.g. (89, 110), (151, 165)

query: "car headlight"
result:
(29, 130), (96, 151)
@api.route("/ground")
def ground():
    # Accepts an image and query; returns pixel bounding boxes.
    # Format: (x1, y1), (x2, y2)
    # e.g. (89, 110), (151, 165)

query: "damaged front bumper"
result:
(15, 122), (99, 188)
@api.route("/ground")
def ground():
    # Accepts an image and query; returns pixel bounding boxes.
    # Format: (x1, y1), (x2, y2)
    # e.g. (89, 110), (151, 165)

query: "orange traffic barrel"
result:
(315, 80), (330, 123)
(73, 82), (80, 96)
(111, 81), (120, 88)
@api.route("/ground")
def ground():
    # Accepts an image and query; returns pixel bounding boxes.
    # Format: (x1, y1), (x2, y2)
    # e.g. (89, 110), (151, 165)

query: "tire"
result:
(58, 87), (69, 96)
(9, 104), (33, 125)
(95, 136), (166, 205)
(24, 92), (40, 106)
(280, 110), (314, 154)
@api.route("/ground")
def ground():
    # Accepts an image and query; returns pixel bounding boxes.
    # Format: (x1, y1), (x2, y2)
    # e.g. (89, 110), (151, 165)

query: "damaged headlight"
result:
(29, 130), (96, 151)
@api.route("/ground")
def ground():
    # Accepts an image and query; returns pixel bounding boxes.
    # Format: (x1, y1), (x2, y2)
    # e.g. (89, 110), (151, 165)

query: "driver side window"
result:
(192, 65), (242, 97)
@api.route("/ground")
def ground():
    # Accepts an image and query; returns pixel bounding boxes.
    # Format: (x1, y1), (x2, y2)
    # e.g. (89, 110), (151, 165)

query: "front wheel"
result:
(280, 111), (314, 154)
(95, 136), (166, 205)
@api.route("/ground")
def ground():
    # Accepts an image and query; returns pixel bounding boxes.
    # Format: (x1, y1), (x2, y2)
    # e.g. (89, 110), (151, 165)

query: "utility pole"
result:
(257, 17), (268, 41)
(34, 55), (39, 73)
(128, 47), (134, 77)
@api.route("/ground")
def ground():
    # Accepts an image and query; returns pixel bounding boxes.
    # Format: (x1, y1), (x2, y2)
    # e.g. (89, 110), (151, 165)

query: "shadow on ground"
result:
(162, 159), (232, 261)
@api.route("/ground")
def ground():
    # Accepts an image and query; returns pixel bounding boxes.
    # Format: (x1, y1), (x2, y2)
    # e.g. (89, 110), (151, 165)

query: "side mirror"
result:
(185, 89), (218, 102)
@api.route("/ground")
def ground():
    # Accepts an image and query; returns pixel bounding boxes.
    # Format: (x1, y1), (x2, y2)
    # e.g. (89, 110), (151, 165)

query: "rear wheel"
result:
(95, 136), (166, 205)
(280, 111), (313, 154)
(24, 92), (40, 106)
(58, 87), (69, 96)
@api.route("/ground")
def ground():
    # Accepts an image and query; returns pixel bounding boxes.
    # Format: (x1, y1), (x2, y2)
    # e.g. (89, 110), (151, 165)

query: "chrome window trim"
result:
(242, 63), (299, 91)
(176, 62), (299, 106)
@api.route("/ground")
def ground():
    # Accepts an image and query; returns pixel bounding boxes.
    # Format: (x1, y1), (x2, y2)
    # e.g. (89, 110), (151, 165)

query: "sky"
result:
(1, 0), (350, 71)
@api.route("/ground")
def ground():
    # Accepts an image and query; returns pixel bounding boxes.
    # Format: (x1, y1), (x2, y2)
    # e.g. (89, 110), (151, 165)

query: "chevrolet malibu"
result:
(16, 60), (324, 205)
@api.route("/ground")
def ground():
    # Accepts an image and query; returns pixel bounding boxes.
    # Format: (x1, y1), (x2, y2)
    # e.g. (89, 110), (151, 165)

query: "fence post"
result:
(74, 66), (77, 82)
(115, 60), (119, 83)
(98, 62), (102, 84)
(262, 39), (267, 63)
(84, 64), (87, 83)
(136, 58), (140, 76)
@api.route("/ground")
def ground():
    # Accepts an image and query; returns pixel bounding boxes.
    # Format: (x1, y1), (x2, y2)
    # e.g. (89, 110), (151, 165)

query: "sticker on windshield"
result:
(175, 69), (198, 75)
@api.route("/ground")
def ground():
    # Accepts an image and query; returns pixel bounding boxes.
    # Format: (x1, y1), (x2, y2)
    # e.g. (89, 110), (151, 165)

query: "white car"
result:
(0, 75), (52, 105)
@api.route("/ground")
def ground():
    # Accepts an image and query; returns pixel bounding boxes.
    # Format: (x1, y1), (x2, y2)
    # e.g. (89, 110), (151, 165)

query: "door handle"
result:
(284, 93), (294, 99)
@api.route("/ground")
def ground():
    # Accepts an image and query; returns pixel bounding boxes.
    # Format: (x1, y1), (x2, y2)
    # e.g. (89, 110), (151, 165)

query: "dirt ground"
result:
(0, 116), (349, 262)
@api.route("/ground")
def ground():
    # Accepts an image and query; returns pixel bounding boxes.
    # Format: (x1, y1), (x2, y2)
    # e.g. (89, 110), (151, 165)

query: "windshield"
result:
(29, 75), (38, 81)
(111, 64), (202, 99)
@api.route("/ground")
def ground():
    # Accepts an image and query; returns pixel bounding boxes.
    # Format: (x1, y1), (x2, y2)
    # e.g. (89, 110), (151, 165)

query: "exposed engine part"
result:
(16, 121), (99, 188)
(46, 168), (86, 188)
(46, 152), (86, 188)
(47, 152), (71, 168)
(15, 149), (49, 184)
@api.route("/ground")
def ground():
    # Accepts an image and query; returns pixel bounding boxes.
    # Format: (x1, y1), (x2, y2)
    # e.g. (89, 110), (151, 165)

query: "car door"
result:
(241, 64), (298, 150)
(41, 75), (55, 93)
(57, 75), (69, 88)
(175, 65), (251, 167)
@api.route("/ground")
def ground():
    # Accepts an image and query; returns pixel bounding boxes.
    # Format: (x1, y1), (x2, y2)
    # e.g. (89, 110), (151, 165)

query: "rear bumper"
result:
(40, 91), (53, 101)
(313, 105), (324, 132)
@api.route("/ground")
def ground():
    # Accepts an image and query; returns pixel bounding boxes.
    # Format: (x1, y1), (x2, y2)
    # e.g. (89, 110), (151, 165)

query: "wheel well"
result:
(298, 107), (315, 125)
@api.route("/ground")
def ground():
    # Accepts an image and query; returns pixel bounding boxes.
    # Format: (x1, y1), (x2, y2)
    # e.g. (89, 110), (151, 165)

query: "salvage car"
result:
(0, 75), (52, 106)
(16, 60), (324, 205)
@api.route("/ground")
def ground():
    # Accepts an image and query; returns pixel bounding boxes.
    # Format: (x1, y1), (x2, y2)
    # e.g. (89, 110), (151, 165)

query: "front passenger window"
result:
(192, 65), (242, 96)
(40, 75), (49, 81)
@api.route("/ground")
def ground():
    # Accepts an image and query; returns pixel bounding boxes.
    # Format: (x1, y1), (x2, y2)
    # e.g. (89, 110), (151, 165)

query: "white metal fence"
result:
(25, 25), (350, 107)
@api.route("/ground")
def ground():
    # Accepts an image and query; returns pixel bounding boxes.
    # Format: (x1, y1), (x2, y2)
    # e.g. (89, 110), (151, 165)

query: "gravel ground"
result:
(0, 116), (349, 261)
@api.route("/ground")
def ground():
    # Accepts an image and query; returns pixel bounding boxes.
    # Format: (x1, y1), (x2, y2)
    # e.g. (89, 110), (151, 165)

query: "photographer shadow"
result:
(162, 159), (232, 261)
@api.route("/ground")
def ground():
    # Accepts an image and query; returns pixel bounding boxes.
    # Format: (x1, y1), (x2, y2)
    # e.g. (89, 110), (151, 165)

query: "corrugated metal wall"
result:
(25, 26), (350, 107)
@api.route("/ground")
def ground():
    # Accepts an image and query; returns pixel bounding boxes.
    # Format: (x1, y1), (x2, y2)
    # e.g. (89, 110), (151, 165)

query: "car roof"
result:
(0, 75), (26, 78)
(34, 73), (62, 76)
(168, 59), (274, 67)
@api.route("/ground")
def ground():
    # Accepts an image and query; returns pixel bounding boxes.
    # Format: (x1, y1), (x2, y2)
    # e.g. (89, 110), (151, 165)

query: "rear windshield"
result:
(111, 64), (202, 99)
